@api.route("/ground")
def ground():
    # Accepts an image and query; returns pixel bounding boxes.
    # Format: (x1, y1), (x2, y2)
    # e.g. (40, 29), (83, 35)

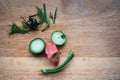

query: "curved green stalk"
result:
(40, 50), (74, 73)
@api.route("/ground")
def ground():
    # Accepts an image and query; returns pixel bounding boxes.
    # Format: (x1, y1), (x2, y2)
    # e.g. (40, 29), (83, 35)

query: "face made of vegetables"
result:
(29, 30), (66, 66)
(9, 3), (74, 73)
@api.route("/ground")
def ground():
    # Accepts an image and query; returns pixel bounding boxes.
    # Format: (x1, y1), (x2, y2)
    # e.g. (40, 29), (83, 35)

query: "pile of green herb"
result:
(9, 23), (30, 35)
(9, 3), (57, 35)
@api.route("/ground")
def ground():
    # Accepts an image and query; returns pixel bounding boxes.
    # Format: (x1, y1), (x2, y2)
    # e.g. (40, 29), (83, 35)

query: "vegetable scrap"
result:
(29, 38), (45, 54)
(9, 3), (57, 35)
(9, 23), (29, 35)
(9, 3), (74, 74)
(45, 42), (61, 66)
(51, 30), (66, 45)
(41, 50), (74, 73)
(36, 4), (50, 32)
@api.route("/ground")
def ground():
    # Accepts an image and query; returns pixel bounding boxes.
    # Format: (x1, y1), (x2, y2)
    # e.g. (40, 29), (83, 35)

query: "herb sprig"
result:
(9, 23), (30, 35)
(50, 7), (57, 24)
(36, 3), (50, 32)
(9, 3), (57, 35)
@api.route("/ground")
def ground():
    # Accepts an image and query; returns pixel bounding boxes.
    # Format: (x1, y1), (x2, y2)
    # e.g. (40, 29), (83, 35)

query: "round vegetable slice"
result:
(51, 31), (66, 45)
(29, 38), (45, 54)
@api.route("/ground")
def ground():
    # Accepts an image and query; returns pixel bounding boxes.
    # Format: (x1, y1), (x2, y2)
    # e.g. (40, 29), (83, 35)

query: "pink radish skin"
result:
(45, 42), (60, 66)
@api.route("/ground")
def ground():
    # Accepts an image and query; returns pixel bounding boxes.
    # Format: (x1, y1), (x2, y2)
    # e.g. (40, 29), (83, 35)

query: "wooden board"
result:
(0, 0), (120, 80)
(0, 57), (120, 80)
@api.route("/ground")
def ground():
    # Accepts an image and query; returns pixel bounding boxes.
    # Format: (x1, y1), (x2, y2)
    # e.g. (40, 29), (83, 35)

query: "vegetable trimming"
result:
(45, 42), (61, 66)
(9, 23), (30, 35)
(9, 3), (57, 35)
(40, 50), (74, 73)
(51, 30), (66, 45)
(29, 38), (45, 54)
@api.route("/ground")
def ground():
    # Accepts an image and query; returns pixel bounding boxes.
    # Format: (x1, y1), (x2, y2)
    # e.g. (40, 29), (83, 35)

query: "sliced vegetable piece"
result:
(36, 6), (43, 18)
(29, 38), (45, 54)
(45, 42), (60, 66)
(45, 42), (58, 59)
(51, 31), (66, 45)
(40, 50), (74, 73)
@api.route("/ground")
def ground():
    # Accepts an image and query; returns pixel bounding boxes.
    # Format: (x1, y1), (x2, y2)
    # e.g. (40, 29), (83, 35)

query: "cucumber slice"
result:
(29, 38), (45, 54)
(51, 31), (66, 45)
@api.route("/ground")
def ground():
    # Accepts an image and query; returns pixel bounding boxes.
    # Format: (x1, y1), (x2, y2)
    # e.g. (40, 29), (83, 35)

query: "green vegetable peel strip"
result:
(29, 38), (45, 54)
(40, 50), (74, 73)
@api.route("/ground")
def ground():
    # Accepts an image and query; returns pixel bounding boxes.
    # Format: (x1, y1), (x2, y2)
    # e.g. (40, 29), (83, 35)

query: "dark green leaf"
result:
(41, 18), (50, 32)
(53, 7), (57, 24)
(36, 3), (51, 32)
(43, 3), (47, 19)
(50, 11), (54, 23)
(9, 23), (30, 35)
(36, 6), (43, 18)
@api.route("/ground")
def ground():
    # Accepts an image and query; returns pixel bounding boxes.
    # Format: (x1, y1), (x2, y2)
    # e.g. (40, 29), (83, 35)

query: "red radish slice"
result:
(45, 42), (58, 59)
(45, 42), (60, 66)
(51, 52), (61, 66)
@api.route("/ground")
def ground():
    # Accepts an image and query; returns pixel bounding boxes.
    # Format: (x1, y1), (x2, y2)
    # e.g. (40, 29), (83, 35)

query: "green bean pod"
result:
(40, 50), (74, 73)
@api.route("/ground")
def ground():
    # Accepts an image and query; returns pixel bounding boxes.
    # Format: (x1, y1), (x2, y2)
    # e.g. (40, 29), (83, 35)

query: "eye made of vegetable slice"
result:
(51, 31), (66, 45)
(29, 38), (45, 54)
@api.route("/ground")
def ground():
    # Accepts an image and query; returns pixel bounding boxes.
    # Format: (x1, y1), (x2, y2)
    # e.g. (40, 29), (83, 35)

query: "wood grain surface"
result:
(0, 0), (120, 80)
